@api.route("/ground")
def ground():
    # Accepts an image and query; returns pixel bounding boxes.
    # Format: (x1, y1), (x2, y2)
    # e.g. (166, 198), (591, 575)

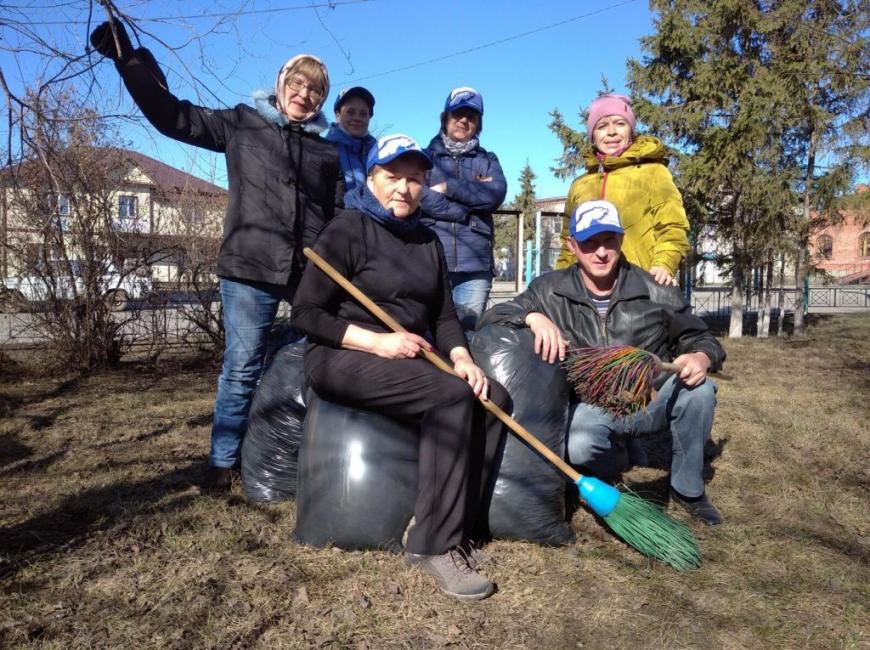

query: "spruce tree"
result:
(627, 0), (797, 338)
(766, 0), (870, 335)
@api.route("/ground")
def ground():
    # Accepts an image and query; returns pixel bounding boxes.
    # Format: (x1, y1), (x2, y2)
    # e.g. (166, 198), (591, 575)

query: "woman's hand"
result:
(450, 348), (489, 399)
(342, 325), (432, 359)
(524, 312), (569, 363)
(371, 332), (433, 360)
(649, 266), (678, 286)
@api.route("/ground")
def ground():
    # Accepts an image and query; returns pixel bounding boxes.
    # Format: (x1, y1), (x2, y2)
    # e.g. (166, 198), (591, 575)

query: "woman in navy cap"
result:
(324, 86), (377, 205)
(421, 87), (507, 329)
(293, 134), (508, 601)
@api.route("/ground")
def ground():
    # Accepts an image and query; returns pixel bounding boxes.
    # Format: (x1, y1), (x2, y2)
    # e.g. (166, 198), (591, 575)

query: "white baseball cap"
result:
(569, 200), (624, 242)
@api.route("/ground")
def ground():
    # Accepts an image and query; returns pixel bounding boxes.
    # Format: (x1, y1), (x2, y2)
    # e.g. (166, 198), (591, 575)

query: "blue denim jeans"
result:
(210, 278), (300, 468)
(566, 375), (717, 497)
(448, 271), (492, 330)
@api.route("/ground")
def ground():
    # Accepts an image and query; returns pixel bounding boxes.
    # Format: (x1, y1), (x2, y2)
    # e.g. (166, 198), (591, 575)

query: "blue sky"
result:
(2, 0), (654, 200)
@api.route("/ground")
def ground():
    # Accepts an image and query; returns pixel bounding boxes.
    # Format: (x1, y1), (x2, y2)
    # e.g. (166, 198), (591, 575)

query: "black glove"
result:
(89, 19), (134, 62)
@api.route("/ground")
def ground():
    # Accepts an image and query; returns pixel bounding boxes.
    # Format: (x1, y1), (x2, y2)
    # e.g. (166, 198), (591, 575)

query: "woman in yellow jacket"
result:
(554, 94), (689, 286)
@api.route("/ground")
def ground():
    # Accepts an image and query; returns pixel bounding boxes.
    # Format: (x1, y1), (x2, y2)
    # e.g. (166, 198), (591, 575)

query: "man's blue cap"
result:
(444, 86), (484, 115)
(366, 134), (433, 172)
(333, 86), (375, 115)
(569, 200), (624, 242)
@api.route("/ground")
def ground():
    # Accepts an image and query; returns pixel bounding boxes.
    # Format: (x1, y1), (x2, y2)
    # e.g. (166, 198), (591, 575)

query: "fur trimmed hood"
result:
(253, 89), (328, 135)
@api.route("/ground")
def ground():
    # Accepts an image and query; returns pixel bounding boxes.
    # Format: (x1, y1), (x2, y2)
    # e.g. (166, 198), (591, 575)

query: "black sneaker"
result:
(405, 549), (495, 601)
(202, 466), (234, 493)
(670, 489), (722, 526)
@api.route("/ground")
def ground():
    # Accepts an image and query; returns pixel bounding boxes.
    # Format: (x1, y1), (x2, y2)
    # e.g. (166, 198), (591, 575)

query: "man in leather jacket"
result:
(478, 200), (725, 525)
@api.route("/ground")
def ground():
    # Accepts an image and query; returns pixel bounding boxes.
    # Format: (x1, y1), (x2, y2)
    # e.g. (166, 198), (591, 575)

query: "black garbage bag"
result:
(468, 325), (574, 545)
(294, 389), (418, 550)
(241, 340), (308, 502)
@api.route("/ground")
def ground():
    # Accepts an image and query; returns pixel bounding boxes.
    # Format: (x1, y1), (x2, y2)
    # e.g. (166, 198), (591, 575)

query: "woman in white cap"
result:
(325, 86), (377, 204)
(420, 87), (507, 329)
(293, 134), (509, 602)
(554, 93), (690, 286)
(90, 19), (343, 491)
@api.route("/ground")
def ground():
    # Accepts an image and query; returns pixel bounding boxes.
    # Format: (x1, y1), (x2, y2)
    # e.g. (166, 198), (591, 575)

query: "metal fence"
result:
(690, 286), (870, 316)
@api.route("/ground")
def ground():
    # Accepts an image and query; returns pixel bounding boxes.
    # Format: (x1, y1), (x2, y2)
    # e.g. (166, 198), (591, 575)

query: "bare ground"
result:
(0, 314), (867, 649)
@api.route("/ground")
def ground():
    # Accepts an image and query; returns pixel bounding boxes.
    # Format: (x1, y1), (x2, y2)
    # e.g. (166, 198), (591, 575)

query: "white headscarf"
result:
(274, 54), (330, 123)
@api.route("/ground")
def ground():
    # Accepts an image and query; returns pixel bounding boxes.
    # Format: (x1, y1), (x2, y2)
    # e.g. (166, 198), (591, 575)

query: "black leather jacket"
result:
(478, 261), (725, 371)
(114, 48), (343, 286)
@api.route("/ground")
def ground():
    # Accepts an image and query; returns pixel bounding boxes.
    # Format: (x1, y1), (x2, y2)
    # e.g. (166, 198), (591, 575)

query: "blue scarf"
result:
(354, 183), (421, 235)
(324, 123), (376, 192)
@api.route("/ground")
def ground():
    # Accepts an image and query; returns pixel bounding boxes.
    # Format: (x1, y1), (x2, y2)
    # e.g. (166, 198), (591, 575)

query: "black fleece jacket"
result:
(292, 210), (467, 366)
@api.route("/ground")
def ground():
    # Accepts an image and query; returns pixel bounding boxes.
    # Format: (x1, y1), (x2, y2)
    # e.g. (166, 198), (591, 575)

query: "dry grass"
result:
(1, 314), (867, 649)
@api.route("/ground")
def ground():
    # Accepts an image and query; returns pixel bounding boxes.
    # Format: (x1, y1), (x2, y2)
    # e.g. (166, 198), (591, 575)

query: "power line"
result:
(343, 0), (642, 83)
(11, 0), (375, 26)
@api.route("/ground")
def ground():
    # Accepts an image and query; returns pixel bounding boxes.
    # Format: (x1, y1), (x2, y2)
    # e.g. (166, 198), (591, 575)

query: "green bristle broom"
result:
(304, 248), (701, 571)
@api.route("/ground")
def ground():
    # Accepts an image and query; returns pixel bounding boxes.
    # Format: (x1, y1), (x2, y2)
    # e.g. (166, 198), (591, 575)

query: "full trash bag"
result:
(468, 326), (574, 545)
(294, 389), (418, 550)
(241, 340), (308, 502)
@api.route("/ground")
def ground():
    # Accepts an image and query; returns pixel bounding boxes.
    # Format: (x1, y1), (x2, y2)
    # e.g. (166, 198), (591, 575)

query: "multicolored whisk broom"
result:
(562, 345), (730, 418)
(563, 345), (665, 418)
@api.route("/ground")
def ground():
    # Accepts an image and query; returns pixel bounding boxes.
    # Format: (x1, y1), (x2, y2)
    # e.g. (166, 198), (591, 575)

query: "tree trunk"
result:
(793, 127), (818, 336)
(777, 255), (786, 336)
(758, 257), (773, 338)
(729, 261), (744, 338)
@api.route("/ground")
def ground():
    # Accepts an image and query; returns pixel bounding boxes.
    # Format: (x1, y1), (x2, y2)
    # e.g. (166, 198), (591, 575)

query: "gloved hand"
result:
(89, 19), (134, 62)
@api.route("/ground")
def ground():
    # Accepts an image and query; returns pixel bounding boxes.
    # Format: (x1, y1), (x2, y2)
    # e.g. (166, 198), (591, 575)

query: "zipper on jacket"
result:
(451, 154), (461, 272)
(599, 169), (609, 200)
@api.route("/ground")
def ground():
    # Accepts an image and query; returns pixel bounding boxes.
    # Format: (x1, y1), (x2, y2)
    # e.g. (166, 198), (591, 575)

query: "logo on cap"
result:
(366, 133), (433, 172)
(445, 86), (483, 114)
(570, 200), (624, 242)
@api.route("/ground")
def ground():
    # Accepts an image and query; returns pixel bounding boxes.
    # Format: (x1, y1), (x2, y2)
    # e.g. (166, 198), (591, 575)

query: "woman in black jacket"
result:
(90, 20), (343, 490)
(292, 135), (508, 601)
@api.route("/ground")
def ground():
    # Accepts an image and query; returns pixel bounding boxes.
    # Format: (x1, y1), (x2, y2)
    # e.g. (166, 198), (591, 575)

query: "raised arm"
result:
(90, 20), (234, 153)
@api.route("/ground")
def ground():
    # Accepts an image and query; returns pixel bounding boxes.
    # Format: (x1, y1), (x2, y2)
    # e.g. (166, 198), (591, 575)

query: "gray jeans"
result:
(566, 375), (717, 497)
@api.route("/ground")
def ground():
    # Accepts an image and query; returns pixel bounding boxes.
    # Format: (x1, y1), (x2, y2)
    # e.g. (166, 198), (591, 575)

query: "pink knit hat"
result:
(586, 93), (636, 136)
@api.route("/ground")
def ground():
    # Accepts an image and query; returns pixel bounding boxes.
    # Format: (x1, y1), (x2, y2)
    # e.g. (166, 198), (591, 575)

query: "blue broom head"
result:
(576, 475), (620, 517)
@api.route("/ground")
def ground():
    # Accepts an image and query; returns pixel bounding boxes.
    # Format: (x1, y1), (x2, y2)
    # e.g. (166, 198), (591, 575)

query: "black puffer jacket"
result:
(113, 49), (343, 285)
(478, 261), (725, 371)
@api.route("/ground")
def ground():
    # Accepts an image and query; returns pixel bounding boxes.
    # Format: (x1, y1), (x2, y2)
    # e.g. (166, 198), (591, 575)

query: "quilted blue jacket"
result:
(420, 134), (507, 274)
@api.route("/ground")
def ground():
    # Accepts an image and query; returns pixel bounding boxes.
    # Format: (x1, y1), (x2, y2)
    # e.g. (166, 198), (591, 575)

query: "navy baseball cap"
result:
(444, 86), (484, 115)
(366, 134), (433, 172)
(333, 86), (375, 114)
(569, 200), (624, 242)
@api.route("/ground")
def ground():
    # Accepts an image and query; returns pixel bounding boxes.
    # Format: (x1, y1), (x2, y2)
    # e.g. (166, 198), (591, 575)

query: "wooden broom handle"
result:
(303, 247), (582, 483)
(658, 360), (732, 381)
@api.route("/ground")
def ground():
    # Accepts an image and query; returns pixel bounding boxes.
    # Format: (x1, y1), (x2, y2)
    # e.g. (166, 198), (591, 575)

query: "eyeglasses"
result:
(286, 76), (324, 101)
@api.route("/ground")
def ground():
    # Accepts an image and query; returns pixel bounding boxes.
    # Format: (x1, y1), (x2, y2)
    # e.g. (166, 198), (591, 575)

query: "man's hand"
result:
(370, 332), (432, 360)
(89, 19), (134, 62)
(451, 350), (489, 399)
(649, 266), (678, 286)
(525, 312), (568, 364)
(671, 351), (711, 387)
